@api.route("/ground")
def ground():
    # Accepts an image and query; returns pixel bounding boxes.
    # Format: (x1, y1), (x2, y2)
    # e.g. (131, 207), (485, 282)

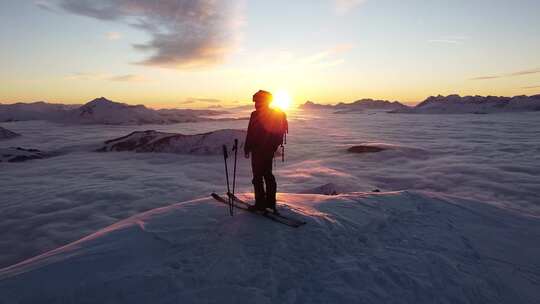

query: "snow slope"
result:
(0, 191), (538, 304)
(98, 129), (247, 155)
(0, 126), (20, 140)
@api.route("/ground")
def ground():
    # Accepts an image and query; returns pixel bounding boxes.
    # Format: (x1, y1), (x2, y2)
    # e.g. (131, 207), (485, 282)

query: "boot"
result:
(265, 174), (277, 212)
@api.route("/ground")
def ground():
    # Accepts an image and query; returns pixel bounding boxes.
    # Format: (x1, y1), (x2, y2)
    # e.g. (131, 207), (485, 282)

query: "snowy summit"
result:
(0, 191), (538, 303)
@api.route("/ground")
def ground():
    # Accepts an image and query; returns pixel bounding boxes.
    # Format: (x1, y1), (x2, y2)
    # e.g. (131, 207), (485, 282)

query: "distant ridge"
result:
(302, 94), (540, 114)
(394, 94), (540, 114)
(300, 99), (408, 113)
(0, 97), (228, 124)
(0, 101), (78, 121)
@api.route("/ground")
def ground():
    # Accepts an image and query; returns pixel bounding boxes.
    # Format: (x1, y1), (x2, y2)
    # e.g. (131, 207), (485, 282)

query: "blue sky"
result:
(1, 0), (539, 107)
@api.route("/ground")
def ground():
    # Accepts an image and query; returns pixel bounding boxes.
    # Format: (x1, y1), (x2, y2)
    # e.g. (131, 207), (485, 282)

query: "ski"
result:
(226, 193), (307, 227)
(211, 193), (305, 228)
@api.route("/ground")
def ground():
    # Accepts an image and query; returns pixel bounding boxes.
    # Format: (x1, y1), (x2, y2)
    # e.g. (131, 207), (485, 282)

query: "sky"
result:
(1, 0), (540, 108)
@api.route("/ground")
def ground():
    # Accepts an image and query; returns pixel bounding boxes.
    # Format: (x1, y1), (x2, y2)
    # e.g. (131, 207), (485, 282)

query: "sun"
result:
(271, 90), (291, 111)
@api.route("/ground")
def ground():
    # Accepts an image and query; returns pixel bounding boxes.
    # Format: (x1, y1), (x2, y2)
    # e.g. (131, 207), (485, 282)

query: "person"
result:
(244, 90), (288, 213)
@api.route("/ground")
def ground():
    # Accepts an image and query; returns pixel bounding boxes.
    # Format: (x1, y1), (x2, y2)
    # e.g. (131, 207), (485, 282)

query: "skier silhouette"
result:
(244, 90), (288, 213)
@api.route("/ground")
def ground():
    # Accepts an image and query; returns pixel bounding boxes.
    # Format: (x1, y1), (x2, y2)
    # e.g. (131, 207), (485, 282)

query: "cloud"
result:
(48, 0), (243, 69)
(105, 31), (122, 40)
(522, 85), (540, 89)
(428, 36), (468, 45)
(34, 0), (57, 12)
(300, 44), (352, 67)
(181, 97), (222, 105)
(428, 39), (462, 44)
(470, 67), (540, 81)
(509, 67), (540, 76)
(469, 75), (501, 81)
(335, 0), (366, 15)
(108, 74), (147, 82)
(66, 72), (107, 81)
(67, 72), (147, 82)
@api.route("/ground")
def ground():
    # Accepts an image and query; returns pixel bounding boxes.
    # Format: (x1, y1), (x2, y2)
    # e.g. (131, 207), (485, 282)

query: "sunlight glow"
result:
(271, 90), (291, 111)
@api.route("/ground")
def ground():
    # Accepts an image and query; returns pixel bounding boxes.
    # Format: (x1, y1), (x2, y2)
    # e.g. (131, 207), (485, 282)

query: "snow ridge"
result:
(98, 129), (247, 155)
(0, 191), (538, 303)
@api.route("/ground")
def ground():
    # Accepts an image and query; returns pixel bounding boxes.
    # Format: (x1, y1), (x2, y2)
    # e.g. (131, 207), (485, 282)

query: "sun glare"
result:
(271, 90), (291, 111)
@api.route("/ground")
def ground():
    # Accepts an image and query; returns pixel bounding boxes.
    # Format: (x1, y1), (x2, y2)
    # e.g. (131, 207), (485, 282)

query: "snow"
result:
(1, 191), (538, 303)
(303, 182), (342, 195)
(98, 129), (247, 155)
(0, 126), (20, 140)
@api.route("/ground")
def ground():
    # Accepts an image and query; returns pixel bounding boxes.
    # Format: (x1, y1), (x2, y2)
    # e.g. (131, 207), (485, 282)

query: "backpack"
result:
(268, 109), (288, 149)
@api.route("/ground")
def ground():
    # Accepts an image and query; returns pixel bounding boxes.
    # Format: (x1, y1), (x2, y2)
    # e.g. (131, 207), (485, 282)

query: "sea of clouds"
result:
(1, 109), (539, 268)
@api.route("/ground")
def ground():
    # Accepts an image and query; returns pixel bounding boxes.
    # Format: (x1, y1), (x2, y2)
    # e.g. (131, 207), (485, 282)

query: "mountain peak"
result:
(87, 97), (115, 105)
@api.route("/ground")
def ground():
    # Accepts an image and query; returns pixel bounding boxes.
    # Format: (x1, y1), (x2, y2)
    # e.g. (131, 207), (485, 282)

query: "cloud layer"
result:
(53, 0), (243, 69)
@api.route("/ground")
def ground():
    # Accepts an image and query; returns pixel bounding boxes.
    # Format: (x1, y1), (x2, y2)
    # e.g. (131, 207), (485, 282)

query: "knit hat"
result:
(253, 90), (273, 103)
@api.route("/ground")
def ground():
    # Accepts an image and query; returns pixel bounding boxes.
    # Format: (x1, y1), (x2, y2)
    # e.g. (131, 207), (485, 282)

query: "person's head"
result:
(253, 90), (273, 110)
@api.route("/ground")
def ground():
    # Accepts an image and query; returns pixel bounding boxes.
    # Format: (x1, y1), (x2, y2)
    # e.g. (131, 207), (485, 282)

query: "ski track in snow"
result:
(0, 192), (539, 303)
(0, 110), (539, 272)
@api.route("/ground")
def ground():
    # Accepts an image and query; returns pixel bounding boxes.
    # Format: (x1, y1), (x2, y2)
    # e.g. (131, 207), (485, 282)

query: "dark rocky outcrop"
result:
(0, 127), (20, 140)
(0, 147), (48, 163)
(347, 145), (387, 154)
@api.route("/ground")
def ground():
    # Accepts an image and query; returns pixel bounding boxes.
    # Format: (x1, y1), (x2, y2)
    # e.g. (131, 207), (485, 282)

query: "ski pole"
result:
(222, 144), (233, 216)
(232, 139), (238, 196)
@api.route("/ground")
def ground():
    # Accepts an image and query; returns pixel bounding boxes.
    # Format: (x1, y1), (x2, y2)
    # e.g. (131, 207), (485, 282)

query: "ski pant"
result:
(251, 150), (276, 209)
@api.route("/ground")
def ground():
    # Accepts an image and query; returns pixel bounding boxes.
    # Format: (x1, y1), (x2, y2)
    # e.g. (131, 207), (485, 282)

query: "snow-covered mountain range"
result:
(301, 99), (408, 113)
(302, 94), (540, 114)
(0, 102), (78, 122)
(0, 126), (20, 140)
(98, 129), (247, 155)
(0, 97), (228, 124)
(394, 94), (540, 114)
